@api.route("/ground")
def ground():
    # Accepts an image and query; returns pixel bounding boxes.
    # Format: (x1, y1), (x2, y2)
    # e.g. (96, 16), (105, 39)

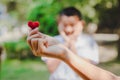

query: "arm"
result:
(63, 50), (119, 80)
(64, 40), (77, 54)
(27, 29), (119, 80)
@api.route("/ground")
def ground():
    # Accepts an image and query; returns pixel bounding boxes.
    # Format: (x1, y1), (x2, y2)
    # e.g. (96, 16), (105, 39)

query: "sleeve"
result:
(91, 37), (99, 64)
(89, 41), (99, 64)
(88, 39), (99, 64)
(77, 36), (99, 64)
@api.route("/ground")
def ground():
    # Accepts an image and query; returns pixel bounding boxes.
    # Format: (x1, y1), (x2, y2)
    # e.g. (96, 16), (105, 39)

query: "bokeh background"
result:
(0, 0), (120, 80)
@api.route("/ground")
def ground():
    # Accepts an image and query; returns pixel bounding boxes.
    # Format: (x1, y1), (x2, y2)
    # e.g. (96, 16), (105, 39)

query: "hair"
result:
(59, 7), (82, 20)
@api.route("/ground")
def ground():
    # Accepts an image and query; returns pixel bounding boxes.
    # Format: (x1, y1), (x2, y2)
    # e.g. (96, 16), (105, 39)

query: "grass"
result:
(1, 59), (120, 80)
(1, 59), (50, 80)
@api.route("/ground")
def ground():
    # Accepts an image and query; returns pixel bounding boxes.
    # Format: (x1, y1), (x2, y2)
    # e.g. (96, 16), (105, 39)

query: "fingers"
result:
(27, 34), (42, 42)
(30, 38), (39, 56)
(27, 30), (45, 48)
(30, 38), (46, 56)
(27, 28), (49, 56)
(28, 28), (39, 37)
(30, 38), (48, 56)
(37, 39), (47, 56)
(27, 34), (40, 48)
(31, 38), (38, 51)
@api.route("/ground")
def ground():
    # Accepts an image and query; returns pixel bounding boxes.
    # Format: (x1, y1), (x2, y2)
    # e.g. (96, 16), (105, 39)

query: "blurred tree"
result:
(95, 0), (120, 59)
(1, 0), (119, 32)
(95, 0), (120, 33)
(26, 0), (103, 36)
(27, 0), (62, 36)
(1, 0), (120, 59)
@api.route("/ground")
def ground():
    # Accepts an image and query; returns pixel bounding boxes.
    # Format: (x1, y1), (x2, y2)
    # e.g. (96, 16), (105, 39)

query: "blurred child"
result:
(41, 7), (99, 80)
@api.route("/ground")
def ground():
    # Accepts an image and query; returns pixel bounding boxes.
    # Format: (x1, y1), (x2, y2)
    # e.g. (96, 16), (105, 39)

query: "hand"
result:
(58, 23), (76, 52)
(58, 22), (79, 42)
(58, 23), (70, 42)
(27, 28), (68, 60)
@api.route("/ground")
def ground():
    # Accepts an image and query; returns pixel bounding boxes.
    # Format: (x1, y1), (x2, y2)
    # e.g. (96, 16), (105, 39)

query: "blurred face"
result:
(58, 15), (83, 36)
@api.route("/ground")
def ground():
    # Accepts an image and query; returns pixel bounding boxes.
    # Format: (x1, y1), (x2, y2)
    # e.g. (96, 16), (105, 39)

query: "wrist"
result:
(61, 48), (73, 63)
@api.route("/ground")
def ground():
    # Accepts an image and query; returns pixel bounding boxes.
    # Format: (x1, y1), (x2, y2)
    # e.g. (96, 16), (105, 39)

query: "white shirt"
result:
(54, 34), (99, 63)
(43, 33), (99, 80)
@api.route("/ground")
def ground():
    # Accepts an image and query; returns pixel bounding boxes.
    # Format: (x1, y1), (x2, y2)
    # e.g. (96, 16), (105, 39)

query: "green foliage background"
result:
(27, 0), (62, 36)
(1, 0), (119, 35)
(26, 0), (118, 36)
(26, 0), (97, 36)
(1, 0), (120, 59)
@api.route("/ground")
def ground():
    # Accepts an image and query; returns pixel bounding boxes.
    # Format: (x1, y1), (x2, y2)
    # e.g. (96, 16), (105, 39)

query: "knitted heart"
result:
(28, 21), (40, 29)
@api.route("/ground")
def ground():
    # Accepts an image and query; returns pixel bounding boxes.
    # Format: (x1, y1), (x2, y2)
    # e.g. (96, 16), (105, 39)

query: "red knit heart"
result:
(28, 21), (40, 29)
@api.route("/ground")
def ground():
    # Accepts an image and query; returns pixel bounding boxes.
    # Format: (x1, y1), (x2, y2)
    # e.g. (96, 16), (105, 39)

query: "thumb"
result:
(38, 39), (56, 57)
